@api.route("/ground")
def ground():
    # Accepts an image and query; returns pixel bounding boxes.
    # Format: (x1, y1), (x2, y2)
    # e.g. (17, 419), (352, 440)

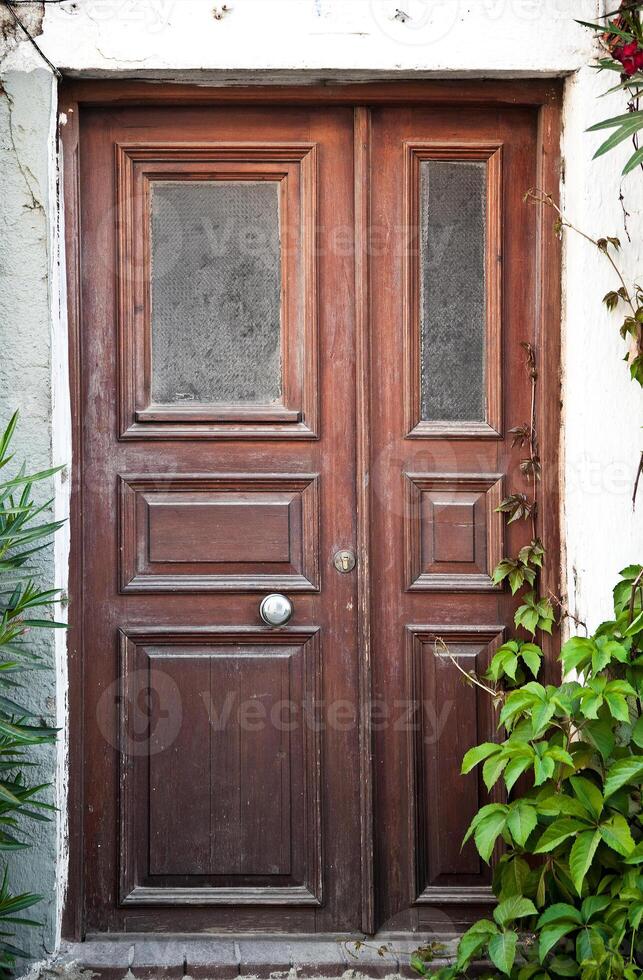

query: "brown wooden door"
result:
(78, 104), (362, 933)
(368, 105), (541, 933)
(70, 89), (557, 938)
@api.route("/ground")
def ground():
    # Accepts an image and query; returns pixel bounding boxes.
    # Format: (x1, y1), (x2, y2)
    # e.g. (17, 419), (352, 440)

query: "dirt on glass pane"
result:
(420, 160), (486, 423)
(150, 180), (282, 405)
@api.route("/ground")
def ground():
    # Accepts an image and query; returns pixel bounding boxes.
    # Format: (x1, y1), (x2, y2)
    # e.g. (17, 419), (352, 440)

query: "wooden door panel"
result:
(78, 103), (359, 933)
(406, 626), (504, 902)
(119, 628), (321, 906)
(117, 141), (319, 440)
(404, 473), (504, 591)
(119, 473), (320, 592)
(369, 105), (540, 930)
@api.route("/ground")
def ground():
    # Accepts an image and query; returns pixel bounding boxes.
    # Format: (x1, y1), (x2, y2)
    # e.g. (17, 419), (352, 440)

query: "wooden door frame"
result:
(60, 78), (562, 941)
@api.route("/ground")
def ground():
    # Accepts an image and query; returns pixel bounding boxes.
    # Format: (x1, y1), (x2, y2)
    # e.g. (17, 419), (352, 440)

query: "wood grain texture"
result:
(119, 627), (322, 906)
(369, 102), (546, 932)
(404, 474), (504, 592)
(116, 141), (319, 440)
(59, 99), (84, 943)
(72, 102), (360, 935)
(354, 105), (375, 936)
(119, 473), (320, 592)
(62, 79), (562, 108)
(60, 81), (561, 941)
(405, 625), (504, 904)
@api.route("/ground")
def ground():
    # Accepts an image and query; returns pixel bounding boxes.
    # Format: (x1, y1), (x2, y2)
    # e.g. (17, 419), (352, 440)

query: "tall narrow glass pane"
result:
(150, 180), (282, 405)
(419, 160), (486, 423)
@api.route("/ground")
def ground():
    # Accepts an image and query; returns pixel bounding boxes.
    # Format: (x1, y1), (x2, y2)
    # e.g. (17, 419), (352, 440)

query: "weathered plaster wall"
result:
(0, 59), (62, 959)
(562, 67), (643, 628)
(0, 0), (642, 968)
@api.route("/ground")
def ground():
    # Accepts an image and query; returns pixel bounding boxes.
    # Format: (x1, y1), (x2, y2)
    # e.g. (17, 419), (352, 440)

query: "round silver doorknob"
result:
(259, 593), (293, 627)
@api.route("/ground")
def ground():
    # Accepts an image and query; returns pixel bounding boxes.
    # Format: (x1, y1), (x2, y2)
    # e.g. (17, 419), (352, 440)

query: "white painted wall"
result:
(1, 0), (642, 963)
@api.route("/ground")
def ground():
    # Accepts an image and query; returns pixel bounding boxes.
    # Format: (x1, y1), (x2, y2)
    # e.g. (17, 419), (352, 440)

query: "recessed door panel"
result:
(119, 628), (321, 906)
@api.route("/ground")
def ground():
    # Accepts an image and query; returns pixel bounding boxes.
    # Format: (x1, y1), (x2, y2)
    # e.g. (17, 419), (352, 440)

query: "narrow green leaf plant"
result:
(0, 412), (63, 977)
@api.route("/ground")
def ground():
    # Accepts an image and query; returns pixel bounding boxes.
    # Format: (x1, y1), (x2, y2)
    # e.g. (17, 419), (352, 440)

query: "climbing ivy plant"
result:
(413, 563), (643, 979)
(410, 9), (643, 971)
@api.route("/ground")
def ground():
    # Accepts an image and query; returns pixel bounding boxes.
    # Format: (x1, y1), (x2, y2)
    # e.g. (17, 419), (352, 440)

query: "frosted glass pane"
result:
(419, 161), (486, 423)
(150, 181), (281, 405)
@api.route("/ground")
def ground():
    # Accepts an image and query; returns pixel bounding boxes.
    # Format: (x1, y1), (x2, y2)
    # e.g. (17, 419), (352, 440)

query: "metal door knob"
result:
(259, 593), (294, 627)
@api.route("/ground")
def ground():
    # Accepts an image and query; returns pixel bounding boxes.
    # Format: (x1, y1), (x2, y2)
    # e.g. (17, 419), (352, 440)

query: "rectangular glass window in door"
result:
(150, 180), (282, 407)
(116, 144), (319, 439)
(405, 145), (503, 438)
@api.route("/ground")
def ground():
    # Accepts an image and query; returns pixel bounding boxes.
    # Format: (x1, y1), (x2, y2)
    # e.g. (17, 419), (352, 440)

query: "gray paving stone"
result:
(184, 939), (239, 979)
(289, 940), (346, 977)
(237, 941), (292, 978)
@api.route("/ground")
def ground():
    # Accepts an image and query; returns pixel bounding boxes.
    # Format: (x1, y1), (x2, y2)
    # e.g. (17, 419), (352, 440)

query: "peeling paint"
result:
(0, 2), (44, 52)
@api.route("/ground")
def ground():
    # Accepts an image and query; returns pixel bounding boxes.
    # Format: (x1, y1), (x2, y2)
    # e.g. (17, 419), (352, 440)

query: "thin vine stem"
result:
(526, 189), (637, 315)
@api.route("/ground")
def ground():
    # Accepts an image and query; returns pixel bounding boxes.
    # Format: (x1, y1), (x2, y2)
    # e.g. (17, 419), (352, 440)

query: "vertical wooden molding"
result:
(59, 93), (84, 942)
(354, 105), (375, 936)
(535, 91), (563, 686)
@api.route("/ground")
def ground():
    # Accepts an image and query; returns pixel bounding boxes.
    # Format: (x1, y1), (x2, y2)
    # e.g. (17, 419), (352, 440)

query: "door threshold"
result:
(44, 935), (461, 980)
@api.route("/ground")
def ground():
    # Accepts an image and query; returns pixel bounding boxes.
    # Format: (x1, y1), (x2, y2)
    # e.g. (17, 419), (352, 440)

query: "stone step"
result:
(23, 936), (461, 980)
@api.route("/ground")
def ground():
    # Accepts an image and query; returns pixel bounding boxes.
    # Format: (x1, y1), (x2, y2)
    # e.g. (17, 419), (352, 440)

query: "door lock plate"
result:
(333, 549), (356, 573)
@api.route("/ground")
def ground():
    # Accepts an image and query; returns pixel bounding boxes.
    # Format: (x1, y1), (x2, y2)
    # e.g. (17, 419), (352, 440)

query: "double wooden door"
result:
(70, 91), (553, 936)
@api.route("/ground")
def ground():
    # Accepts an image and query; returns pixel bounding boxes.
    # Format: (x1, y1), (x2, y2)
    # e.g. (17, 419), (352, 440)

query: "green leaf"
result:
(599, 813), (635, 856)
(534, 818), (587, 854)
(499, 856), (530, 898)
(561, 637), (594, 674)
(533, 753), (555, 787)
(546, 746), (575, 768)
(577, 20), (636, 41)
(539, 922), (579, 964)
(488, 930), (517, 976)
(462, 803), (508, 846)
(537, 903), (583, 929)
(631, 714), (643, 748)
(570, 776), (604, 821)
(548, 954), (580, 976)
(474, 810), (507, 863)
(593, 116), (643, 160)
(482, 753), (508, 791)
(575, 925), (605, 966)
(580, 895), (611, 923)
(461, 742), (500, 775)
(506, 802), (538, 847)
(624, 143), (643, 175)
(585, 718), (615, 761)
(0, 466), (63, 491)
(504, 753), (533, 793)
(625, 608), (643, 635)
(493, 896), (537, 928)
(515, 605), (539, 635)
(603, 757), (643, 798)
(455, 920), (498, 971)
(520, 643), (542, 678)
(569, 829), (601, 895)
(531, 700), (557, 737)
(538, 794), (590, 820)
(604, 691), (630, 722)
